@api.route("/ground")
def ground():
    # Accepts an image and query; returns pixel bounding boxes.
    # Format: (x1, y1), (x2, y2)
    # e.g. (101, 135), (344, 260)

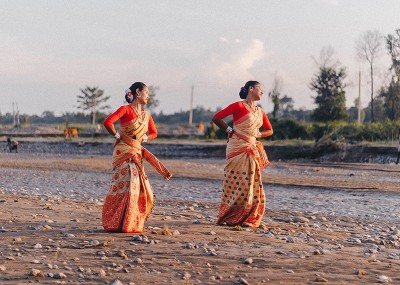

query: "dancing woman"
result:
(102, 82), (171, 233)
(212, 80), (273, 228)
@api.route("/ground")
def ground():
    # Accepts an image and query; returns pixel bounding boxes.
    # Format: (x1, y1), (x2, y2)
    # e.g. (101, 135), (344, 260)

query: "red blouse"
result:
(214, 101), (272, 131)
(104, 105), (157, 140)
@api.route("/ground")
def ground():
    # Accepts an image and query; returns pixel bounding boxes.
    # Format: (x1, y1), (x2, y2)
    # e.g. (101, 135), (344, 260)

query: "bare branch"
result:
(311, 46), (339, 69)
(356, 29), (383, 65)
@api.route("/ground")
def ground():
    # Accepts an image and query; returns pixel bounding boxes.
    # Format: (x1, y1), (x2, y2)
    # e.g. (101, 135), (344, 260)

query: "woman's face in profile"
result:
(138, 86), (149, 105)
(251, 84), (264, 100)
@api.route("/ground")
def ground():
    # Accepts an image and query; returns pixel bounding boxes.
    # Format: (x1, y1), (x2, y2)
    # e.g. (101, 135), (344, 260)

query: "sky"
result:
(1, 0), (400, 116)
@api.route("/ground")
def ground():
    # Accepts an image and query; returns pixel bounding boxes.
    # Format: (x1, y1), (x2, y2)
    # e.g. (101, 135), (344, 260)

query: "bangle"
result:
(114, 132), (120, 139)
(226, 126), (233, 133)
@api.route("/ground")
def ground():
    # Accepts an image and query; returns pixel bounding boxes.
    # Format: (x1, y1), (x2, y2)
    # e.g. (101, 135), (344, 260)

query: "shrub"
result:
(269, 119), (312, 140)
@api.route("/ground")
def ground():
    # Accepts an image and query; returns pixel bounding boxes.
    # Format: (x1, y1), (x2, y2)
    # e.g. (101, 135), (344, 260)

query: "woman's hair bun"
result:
(125, 88), (134, 103)
(239, 86), (248, 99)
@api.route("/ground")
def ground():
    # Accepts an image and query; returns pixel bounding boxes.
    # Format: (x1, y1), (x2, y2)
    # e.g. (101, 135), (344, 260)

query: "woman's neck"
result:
(245, 99), (255, 107)
(130, 101), (142, 111)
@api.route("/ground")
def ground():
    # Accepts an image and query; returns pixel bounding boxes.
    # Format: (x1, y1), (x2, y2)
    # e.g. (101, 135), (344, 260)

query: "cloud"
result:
(203, 38), (266, 86)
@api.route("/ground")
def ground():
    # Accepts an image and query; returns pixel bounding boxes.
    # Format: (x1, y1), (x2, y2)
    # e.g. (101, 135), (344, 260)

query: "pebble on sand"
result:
(53, 272), (67, 279)
(30, 268), (44, 277)
(315, 276), (328, 282)
(243, 258), (253, 265)
(293, 216), (309, 223)
(98, 269), (106, 277)
(378, 275), (392, 283)
(182, 272), (191, 280)
(357, 269), (366, 275)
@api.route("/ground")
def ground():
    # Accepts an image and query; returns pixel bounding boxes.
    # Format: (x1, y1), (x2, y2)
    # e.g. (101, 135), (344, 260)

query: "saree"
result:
(216, 104), (271, 228)
(102, 112), (171, 233)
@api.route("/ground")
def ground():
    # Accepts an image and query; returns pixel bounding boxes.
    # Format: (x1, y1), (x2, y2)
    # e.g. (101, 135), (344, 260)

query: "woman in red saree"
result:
(212, 81), (273, 228)
(102, 82), (171, 233)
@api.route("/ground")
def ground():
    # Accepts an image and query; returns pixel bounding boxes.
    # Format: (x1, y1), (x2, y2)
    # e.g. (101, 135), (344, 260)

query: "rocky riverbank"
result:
(1, 191), (400, 285)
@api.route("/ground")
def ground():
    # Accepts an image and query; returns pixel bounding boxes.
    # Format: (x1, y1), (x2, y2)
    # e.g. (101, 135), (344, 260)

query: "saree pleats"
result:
(217, 106), (269, 228)
(102, 157), (153, 233)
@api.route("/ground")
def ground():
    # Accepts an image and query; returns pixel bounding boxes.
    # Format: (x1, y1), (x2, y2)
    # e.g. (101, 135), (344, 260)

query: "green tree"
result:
(280, 95), (294, 118)
(41, 111), (55, 118)
(23, 116), (29, 127)
(379, 78), (400, 122)
(386, 29), (400, 80)
(268, 75), (282, 118)
(286, 107), (312, 122)
(147, 85), (160, 114)
(310, 66), (349, 122)
(385, 29), (400, 121)
(77, 86), (110, 126)
(364, 97), (386, 122)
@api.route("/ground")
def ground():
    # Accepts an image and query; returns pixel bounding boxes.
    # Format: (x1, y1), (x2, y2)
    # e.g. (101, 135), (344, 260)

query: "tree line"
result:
(268, 29), (400, 124)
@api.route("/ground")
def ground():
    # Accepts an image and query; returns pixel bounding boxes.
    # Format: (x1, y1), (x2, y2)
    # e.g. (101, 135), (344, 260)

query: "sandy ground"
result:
(1, 153), (400, 284)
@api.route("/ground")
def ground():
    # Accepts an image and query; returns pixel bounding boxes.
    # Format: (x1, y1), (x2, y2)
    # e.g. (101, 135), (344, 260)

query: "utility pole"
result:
(12, 102), (16, 127)
(189, 84), (194, 126)
(396, 128), (400, 164)
(357, 70), (361, 124)
(16, 103), (20, 128)
(92, 99), (96, 127)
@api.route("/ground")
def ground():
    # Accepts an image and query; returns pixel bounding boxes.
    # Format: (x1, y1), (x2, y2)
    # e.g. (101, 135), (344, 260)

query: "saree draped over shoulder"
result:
(217, 104), (271, 228)
(102, 112), (170, 233)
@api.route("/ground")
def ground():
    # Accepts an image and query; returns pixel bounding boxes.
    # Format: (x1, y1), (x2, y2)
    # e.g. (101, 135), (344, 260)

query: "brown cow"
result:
(64, 128), (79, 140)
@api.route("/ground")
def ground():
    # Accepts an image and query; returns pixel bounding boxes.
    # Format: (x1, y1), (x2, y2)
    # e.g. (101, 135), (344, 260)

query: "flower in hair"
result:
(125, 88), (134, 102)
(125, 89), (132, 96)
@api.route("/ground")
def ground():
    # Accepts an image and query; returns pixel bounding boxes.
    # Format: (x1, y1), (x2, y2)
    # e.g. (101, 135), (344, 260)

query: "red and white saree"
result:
(215, 102), (272, 228)
(102, 111), (171, 233)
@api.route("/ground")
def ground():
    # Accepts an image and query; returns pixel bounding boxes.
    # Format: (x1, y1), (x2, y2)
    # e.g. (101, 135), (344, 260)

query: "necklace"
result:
(130, 105), (143, 121)
(245, 100), (257, 112)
